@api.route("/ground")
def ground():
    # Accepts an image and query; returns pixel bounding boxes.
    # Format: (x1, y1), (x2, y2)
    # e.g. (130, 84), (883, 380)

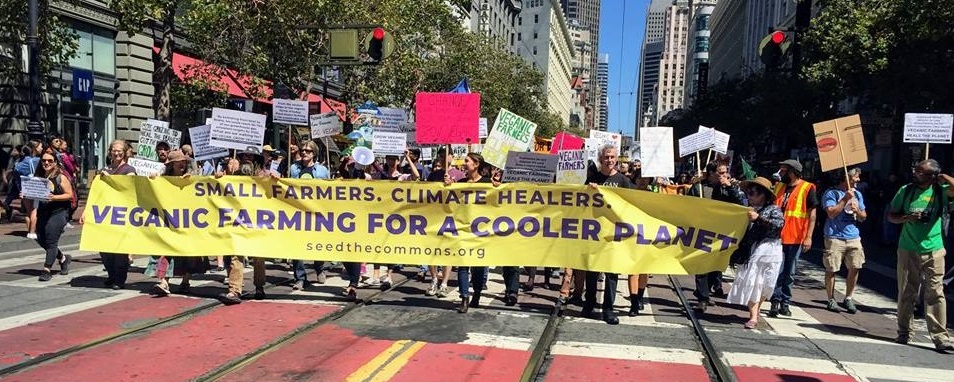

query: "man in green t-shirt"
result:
(888, 159), (954, 351)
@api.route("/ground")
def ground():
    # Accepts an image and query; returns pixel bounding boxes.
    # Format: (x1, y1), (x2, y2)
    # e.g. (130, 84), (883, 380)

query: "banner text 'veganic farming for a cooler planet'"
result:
(81, 176), (749, 275)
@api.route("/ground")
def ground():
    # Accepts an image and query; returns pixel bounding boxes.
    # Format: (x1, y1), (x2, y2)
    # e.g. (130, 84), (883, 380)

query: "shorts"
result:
(823, 237), (865, 271)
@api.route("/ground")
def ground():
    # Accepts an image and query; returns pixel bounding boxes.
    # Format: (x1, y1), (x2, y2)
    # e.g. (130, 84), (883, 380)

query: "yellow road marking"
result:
(346, 340), (426, 382)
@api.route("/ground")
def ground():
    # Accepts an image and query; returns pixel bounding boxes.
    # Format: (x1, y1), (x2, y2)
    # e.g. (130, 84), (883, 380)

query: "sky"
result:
(599, 0), (648, 138)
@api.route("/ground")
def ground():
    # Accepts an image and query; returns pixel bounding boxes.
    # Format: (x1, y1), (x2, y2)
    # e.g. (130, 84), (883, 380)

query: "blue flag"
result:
(448, 77), (470, 93)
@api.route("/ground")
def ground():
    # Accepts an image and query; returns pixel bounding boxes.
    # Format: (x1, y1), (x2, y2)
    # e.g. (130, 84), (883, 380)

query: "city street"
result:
(0, 231), (951, 382)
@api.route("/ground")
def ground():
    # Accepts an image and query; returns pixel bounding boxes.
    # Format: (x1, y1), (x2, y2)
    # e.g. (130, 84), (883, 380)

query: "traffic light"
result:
(759, 30), (791, 69)
(363, 27), (394, 63)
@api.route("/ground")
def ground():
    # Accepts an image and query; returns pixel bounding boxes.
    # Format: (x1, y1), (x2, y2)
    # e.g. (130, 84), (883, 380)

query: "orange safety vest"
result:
(773, 180), (815, 245)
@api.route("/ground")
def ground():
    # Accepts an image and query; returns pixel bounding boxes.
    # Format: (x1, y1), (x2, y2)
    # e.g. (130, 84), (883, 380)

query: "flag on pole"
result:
(448, 77), (470, 93)
(740, 156), (757, 180)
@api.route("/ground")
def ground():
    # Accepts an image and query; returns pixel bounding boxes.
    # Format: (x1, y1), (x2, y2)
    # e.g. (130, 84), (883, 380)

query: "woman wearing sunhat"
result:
(727, 176), (785, 329)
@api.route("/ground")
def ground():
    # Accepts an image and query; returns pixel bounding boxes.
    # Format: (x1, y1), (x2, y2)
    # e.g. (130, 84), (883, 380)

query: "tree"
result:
(803, 0), (954, 113)
(0, 0), (78, 83)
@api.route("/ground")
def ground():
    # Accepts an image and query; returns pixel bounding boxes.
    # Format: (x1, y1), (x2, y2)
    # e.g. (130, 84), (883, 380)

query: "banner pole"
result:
(706, 149), (713, 165)
(925, 143), (930, 160)
(287, 125), (293, 178)
(833, 118), (850, 186)
(695, 151), (703, 198)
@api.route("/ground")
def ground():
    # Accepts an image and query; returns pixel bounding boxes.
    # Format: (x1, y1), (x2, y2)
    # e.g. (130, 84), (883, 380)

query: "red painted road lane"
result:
(735, 367), (857, 382)
(221, 324), (394, 382)
(0, 295), (205, 366)
(544, 354), (711, 382)
(3, 301), (338, 382)
(390, 343), (530, 382)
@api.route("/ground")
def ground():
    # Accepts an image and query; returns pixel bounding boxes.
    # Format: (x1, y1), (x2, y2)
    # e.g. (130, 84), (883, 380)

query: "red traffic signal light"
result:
(372, 27), (385, 40)
(771, 31), (786, 44)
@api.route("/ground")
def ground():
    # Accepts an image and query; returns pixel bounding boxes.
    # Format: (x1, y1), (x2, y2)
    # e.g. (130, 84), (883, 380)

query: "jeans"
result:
(343, 262), (362, 288)
(293, 260), (325, 282)
(101, 252), (130, 286)
(771, 244), (803, 305)
(457, 267), (488, 298)
(584, 272), (618, 314)
(694, 271), (724, 302)
(37, 209), (68, 268)
(502, 267), (521, 294)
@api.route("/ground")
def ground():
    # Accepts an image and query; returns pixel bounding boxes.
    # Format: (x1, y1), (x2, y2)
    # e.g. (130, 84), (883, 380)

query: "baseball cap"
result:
(779, 159), (803, 173)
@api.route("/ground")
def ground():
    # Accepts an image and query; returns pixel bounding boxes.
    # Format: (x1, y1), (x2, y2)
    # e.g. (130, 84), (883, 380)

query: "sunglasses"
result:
(41, 159), (56, 163)
(746, 190), (762, 196)
(301, 149), (314, 153)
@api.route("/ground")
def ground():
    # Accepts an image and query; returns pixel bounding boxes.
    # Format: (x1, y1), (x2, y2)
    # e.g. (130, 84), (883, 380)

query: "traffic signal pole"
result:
(27, 0), (43, 139)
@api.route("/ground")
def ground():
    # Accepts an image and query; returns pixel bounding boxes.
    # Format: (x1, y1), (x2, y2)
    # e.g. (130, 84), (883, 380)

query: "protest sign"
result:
(555, 150), (587, 185)
(376, 107), (409, 133)
(415, 92), (480, 144)
(698, 126), (731, 155)
(483, 109), (538, 169)
(640, 127), (675, 178)
(272, 99), (310, 126)
(81, 175), (749, 275)
(310, 112), (341, 139)
(373, 132), (407, 155)
(20, 176), (51, 200)
(678, 129), (714, 158)
(450, 144), (483, 166)
(502, 152), (557, 183)
(550, 132), (585, 154)
(399, 123), (417, 145)
(903, 113), (954, 144)
(136, 119), (181, 161)
(479, 118), (488, 139)
(589, 130), (622, 154)
(627, 141), (642, 161)
(421, 148), (432, 162)
(584, 138), (600, 162)
(189, 125), (229, 161)
(813, 114), (867, 172)
(320, 136), (340, 154)
(128, 157), (167, 177)
(209, 108), (267, 153)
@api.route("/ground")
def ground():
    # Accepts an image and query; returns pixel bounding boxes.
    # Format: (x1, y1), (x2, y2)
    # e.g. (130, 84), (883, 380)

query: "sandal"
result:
(744, 320), (758, 329)
(219, 292), (242, 305)
(153, 281), (171, 296)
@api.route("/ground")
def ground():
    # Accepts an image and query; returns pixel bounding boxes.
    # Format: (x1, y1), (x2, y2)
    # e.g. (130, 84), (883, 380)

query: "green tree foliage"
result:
(803, 0), (954, 112)
(0, 0), (78, 82)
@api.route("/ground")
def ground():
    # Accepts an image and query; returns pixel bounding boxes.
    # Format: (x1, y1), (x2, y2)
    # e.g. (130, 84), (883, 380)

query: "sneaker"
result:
(826, 299), (839, 312)
(362, 278), (380, 287)
(437, 286), (449, 298)
(711, 288), (727, 298)
(220, 292), (242, 305)
(425, 283), (438, 296)
(59, 254), (72, 275)
(603, 313), (620, 325)
(346, 288), (357, 301)
(65, 223), (75, 229)
(178, 283), (191, 295)
(292, 280), (304, 291)
(694, 301), (708, 313)
(254, 287), (265, 300)
(26, 233), (37, 240)
(628, 304), (640, 317)
(154, 282), (171, 296)
(316, 272), (327, 284)
(380, 277), (393, 290)
(843, 298), (857, 314)
(934, 339), (954, 352)
(38, 270), (52, 282)
(779, 304), (792, 317)
(768, 302), (780, 317)
(895, 333), (910, 344)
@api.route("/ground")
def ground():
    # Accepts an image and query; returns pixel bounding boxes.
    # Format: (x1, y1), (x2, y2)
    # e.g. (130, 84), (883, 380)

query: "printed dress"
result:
(727, 204), (785, 305)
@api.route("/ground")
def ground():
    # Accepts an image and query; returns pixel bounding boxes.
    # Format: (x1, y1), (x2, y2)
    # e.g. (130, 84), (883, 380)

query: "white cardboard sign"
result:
(128, 157), (166, 177)
(272, 99), (310, 126)
(209, 108), (267, 153)
(310, 112), (342, 139)
(589, 130), (622, 154)
(678, 129), (715, 157)
(136, 119), (180, 161)
(189, 125), (229, 161)
(479, 118), (488, 139)
(21, 176), (51, 200)
(640, 127), (675, 178)
(903, 113), (954, 144)
(555, 150), (588, 185)
(373, 132), (408, 155)
(698, 126), (731, 155)
(375, 107), (409, 133)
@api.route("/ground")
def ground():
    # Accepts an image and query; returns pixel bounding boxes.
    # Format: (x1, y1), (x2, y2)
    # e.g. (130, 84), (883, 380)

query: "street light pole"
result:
(27, 0), (44, 139)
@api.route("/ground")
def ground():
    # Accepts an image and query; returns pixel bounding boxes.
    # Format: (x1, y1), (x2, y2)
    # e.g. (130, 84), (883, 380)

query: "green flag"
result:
(740, 157), (757, 180)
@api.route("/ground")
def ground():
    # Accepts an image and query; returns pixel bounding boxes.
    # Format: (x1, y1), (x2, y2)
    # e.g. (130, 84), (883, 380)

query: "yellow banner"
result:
(79, 176), (749, 274)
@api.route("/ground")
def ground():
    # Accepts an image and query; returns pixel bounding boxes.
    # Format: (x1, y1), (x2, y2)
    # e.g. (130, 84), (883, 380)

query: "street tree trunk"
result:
(155, 2), (176, 121)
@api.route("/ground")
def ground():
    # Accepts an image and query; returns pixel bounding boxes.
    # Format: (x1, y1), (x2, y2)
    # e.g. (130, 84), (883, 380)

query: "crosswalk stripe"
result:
(841, 361), (953, 382)
(722, 352), (846, 375)
(549, 340), (704, 365)
(460, 332), (533, 351)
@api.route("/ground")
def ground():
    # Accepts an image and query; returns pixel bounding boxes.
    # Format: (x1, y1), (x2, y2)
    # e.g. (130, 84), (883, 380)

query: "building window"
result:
(68, 22), (115, 76)
(519, 17), (522, 25)
(534, 32), (538, 39)
(534, 14), (539, 23)
(533, 46), (537, 55)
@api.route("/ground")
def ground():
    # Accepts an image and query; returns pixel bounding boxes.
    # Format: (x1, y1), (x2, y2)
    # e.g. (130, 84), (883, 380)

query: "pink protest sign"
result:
(550, 132), (585, 154)
(415, 92), (480, 144)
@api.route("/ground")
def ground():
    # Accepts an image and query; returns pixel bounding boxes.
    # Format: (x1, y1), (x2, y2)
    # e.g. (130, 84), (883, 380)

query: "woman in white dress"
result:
(728, 177), (785, 329)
